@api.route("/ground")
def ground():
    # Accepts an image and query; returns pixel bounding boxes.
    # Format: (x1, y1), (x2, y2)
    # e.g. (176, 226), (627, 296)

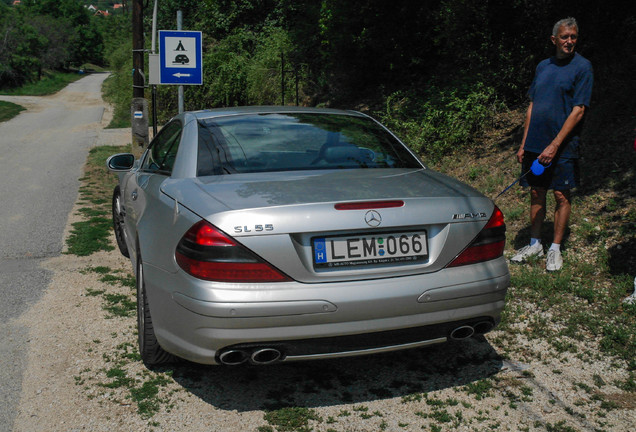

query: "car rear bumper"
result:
(144, 258), (509, 365)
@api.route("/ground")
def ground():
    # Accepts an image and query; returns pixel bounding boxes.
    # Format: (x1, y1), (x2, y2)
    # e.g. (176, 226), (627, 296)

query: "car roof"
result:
(178, 106), (367, 123)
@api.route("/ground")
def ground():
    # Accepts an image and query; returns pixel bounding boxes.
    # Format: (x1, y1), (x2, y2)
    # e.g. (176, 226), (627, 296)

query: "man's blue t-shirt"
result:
(525, 52), (593, 158)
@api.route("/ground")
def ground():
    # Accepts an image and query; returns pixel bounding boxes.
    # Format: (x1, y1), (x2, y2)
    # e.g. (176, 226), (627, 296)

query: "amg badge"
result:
(452, 212), (487, 220)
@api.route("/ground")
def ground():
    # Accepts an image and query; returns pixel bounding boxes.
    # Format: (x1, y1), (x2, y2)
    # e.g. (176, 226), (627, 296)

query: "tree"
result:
(22, 0), (104, 67)
(27, 14), (73, 72)
(0, 5), (45, 87)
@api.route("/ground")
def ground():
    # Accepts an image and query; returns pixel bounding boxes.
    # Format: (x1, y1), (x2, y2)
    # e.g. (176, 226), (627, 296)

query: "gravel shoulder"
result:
(12, 239), (635, 431)
(10, 114), (635, 432)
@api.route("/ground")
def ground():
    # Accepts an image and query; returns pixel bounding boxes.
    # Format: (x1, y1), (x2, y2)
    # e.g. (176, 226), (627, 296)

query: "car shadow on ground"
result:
(167, 336), (503, 412)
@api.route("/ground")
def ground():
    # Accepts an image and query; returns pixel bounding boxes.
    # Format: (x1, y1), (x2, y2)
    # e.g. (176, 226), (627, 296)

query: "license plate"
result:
(312, 231), (428, 269)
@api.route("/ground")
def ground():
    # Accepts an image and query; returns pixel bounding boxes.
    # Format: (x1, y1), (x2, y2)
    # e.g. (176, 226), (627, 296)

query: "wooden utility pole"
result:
(132, 0), (144, 99)
(131, 0), (148, 153)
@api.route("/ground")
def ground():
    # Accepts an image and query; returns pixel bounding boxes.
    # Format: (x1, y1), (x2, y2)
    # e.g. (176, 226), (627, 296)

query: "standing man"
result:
(511, 17), (593, 271)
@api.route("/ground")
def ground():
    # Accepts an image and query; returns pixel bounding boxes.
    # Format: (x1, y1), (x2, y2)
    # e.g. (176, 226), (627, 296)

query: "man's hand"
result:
(516, 147), (525, 164)
(538, 142), (559, 164)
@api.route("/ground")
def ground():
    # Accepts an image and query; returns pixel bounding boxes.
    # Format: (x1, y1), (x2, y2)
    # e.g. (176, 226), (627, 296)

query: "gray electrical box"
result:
(149, 54), (160, 85)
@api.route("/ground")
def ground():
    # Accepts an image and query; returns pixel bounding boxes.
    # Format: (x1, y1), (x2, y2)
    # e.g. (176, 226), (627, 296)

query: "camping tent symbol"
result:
(172, 40), (189, 65)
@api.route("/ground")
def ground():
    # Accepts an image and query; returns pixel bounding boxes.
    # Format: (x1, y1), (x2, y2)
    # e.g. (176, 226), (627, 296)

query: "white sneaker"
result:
(511, 243), (544, 263)
(546, 249), (563, 272)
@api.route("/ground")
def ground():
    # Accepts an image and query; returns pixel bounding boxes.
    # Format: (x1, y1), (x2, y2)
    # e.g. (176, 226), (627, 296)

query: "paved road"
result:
(0, 74), (111, 431)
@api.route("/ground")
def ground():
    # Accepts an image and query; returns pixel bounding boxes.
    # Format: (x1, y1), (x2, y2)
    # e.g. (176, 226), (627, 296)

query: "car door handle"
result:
(131, 190), (138, 201)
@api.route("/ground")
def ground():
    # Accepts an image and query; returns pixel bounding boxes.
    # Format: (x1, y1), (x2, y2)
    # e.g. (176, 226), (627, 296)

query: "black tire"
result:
(112, 186), (130, 258)
(137, 256), (174, 366)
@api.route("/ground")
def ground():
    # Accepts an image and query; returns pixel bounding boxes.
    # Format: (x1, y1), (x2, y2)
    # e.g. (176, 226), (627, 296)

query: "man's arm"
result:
(516, 102), (533, 163)
(537, 105), (586, 164)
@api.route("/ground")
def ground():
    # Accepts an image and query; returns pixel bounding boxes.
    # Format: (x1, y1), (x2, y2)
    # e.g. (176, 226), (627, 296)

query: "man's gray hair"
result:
(553, 17), (578, 36)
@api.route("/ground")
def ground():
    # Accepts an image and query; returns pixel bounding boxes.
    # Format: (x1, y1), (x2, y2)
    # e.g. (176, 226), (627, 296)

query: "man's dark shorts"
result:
(520, 151), (579, 190)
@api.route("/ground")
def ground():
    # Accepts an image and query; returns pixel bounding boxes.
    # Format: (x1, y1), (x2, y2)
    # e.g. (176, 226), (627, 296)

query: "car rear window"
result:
(196, 113), (421, 176)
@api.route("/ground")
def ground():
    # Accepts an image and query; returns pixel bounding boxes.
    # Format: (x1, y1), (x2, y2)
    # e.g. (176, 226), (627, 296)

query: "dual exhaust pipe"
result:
(449, 320), (494, 340)
(218, 347), (283, 366)
(219, 320), (495, 364)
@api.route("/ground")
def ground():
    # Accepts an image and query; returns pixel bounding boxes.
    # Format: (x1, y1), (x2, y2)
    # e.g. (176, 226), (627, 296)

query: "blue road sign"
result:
(159, 30), (202, 85)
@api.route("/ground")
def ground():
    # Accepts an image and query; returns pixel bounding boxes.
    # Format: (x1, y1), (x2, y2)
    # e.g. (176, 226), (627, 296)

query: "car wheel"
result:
(137, 255), (174, 366)
(112, 186), (130, 258)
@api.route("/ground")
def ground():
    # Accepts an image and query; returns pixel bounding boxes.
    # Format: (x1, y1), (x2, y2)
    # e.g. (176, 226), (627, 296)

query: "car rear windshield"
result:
(196, 112), (422, 176)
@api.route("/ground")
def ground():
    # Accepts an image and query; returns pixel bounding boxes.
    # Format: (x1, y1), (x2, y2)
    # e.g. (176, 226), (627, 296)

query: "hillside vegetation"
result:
(98, 1), (635, 153)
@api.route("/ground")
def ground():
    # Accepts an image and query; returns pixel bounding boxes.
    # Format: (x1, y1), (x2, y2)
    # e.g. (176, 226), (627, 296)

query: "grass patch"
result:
(0, 70), (84, 96)
(98, 364), (172, 418)
(130, 375), (172, 418)
(66, 217), (114, 256)
(429, 409), (452, 423)
(78, 308), (172, 419)
(86, 288), (106, 297)
(84, 266), (136, 317)
(0, 100), (25, 122)
(103, 293), (136, 318)
(263, 407), (321, 432)
(102, 367), (135, 389)
(100, 273), (135, 288)
(65, 145), (129, 256)
(102, 69), (133, 128)
(503, 260), (636, 365)
(544, 420), (578, 432)
(464, 379), (494, 400)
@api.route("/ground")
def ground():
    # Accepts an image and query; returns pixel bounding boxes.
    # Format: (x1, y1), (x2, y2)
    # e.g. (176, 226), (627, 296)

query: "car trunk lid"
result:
(161, 169), (495, 281)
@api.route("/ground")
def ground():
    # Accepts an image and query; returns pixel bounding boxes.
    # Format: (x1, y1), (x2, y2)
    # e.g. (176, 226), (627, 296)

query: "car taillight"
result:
(175, 221), (291, 282)
(447, 206), (506, 268)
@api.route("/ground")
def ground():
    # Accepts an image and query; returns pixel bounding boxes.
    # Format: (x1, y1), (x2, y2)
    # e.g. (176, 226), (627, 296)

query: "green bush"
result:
(101, 38), (134, 128)
(190, 29), (253, 108)
(380, 83), (504, 160)
(247, 26), (298, 105)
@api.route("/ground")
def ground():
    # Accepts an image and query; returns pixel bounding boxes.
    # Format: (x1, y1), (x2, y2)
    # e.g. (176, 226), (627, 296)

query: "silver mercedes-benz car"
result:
(107, 106), (509, 367)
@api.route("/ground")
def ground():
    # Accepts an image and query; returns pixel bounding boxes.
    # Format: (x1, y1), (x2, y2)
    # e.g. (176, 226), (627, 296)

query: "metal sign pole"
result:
(177, 10), (184, 114)
(151, 0), (158, 137)
(281, 51), (285, 106)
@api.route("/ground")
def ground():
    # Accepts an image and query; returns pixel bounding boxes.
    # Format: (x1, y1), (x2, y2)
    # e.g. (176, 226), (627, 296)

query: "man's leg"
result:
(530, 187), (547, 238)
(552, 189), (571, 244)
(546, 189), (571, 271)
(511, 187), (547, 262)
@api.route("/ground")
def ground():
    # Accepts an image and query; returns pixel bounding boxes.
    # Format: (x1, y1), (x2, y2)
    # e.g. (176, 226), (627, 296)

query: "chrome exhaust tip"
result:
(473, 321), (495, 335)
(450, 325), (475, 340)
(218, 349), (249, 365)
(250, 348), (282, 365)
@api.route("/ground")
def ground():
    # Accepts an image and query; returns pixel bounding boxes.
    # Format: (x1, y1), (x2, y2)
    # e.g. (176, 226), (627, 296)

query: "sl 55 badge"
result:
(234, 224), (274, 233)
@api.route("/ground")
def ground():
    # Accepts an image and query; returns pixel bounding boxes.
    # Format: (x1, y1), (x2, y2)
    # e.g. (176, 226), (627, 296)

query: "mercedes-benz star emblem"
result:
(364, 210), (382, 227)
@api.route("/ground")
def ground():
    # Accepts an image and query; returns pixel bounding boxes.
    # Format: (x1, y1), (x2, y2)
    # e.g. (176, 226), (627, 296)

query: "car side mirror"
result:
(106, 153), (135, 172)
